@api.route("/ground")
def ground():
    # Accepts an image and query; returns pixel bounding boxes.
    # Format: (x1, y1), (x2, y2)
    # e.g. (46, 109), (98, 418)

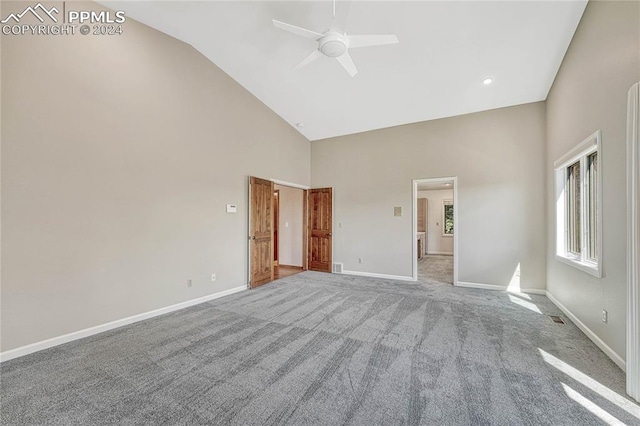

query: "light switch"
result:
(226, 204), (237, 213)
(394, 206), (402, 217)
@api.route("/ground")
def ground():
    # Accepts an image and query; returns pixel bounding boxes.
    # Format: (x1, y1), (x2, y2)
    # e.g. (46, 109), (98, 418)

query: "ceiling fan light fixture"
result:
(319, 34), (347, 57)
(272, 3), (398, 77)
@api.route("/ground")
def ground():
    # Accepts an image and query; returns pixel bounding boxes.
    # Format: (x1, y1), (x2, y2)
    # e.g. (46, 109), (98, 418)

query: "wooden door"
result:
(249, 177), (274, 288)
(308, 188), (332, 272)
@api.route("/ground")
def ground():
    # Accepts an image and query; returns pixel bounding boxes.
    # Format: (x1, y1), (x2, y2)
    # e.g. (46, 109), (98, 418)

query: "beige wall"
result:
(0, 1), (310, 352)
(418, 189), (454, 255)
(545, 0), (640, 362)
(274, 184), (304, 267)
(312, 102), (547, 287)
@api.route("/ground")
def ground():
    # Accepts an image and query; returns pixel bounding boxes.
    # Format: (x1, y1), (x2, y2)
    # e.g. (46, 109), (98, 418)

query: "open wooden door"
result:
(249, 177), (274, 288)
(308, 188), (333, 272)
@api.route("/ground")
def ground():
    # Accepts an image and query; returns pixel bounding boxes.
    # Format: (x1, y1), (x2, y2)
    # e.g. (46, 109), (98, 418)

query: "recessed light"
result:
(482, 77), (494, 85)
(296, 122), (304, 128)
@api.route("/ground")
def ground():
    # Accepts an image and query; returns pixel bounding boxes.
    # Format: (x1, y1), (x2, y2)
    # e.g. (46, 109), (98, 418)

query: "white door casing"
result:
(627, 82), (640, 402)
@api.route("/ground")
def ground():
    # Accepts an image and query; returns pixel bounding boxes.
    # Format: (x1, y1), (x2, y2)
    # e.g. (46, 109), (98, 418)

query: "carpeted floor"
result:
(2, 272), (639, 425)
(418, 255), (453, 285)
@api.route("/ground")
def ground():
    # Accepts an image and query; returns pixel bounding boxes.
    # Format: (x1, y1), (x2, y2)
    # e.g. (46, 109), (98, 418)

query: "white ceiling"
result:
(100, 1), (587, 141)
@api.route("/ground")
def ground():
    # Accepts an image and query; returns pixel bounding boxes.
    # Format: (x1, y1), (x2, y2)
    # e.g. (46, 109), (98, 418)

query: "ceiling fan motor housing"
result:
(318, 33), (348, 57)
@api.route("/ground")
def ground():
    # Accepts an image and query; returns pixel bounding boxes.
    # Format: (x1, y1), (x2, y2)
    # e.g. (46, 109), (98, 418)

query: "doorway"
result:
(248, 177), (333, 288)
(412, 177), (458, 285)
(273, 184), (305, 280)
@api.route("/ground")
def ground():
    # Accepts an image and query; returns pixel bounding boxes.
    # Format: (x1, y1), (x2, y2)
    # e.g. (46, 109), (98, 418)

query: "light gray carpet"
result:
(418, 255), (454, 285)
(2, 272), (639, 425)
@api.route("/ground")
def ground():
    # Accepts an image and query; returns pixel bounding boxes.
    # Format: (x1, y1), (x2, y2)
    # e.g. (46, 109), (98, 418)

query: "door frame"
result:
(273, 189), (280, 267)
(412, 177), (458, 284)
(272, 179), (310, 270)
(248, 178), (310, 287)
(626, 82), (639, 401)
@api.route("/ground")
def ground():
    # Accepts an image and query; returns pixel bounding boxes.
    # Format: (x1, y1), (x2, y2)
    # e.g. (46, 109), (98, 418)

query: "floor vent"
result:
(549, 315), (566, 324)
(332, 263), (343, 274)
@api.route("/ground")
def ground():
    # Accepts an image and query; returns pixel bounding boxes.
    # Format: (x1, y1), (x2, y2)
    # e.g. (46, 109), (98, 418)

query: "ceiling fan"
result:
(272, 0), (399, 77)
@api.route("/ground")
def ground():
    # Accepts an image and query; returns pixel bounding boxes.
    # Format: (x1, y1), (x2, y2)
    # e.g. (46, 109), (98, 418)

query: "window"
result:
(443, 200), (454, 236)
(554, 131), (602, 277)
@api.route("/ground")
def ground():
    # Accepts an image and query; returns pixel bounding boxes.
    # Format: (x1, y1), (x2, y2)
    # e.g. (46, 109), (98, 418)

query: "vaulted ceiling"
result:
(100, 1), (587, 141)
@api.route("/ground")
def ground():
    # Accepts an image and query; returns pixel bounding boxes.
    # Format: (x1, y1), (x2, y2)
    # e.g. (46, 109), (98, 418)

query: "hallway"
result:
(418, 254), (453, 285)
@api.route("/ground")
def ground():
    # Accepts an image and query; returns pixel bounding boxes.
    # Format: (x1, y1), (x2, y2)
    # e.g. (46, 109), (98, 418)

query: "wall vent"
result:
(332, 263), (343, 274)
(549, 315), (566, 324)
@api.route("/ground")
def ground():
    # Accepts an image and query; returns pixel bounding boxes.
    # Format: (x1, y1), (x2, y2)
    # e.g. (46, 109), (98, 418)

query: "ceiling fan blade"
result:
(330, 0), (352, 32)
(348, 34), (399, 49)
(273, 19), (323, 40)
(336, 51), (357, 77)
(294, 50), (323, 70)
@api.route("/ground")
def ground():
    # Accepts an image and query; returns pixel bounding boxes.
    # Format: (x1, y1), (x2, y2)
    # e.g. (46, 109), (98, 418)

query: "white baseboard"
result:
(341, 270), (415, 282)
(426, 251), (453, 256)
(0, 285), (247, 363)
(546, 291), (626, 371)
(456, 281), (546, 295)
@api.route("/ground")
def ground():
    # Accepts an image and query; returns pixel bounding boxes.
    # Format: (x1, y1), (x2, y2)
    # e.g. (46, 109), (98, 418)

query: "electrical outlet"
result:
(602, 309), (608, 323)
(211, 273), (216, 282)
(358, 258), (363, 264)
(187, 279), (193, 288)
